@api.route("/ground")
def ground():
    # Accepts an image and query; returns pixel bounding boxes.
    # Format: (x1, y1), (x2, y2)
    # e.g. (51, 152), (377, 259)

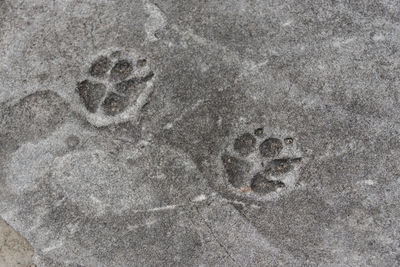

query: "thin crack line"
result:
(194, 206), (236, 263)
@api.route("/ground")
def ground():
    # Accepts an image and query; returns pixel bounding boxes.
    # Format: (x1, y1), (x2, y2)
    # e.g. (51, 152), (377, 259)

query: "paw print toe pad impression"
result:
(266, 158), (301, 175)
(110, 60), (133, 81)
(259, 138), (283, 157)
(115, 79), (137, 96)
(250, 173), (285, 193)
(89, 56), (112, 77)
(234, 133), (256, 156)
(76, 80), (106, 113)
(102, 92), (129, 116)
(222, 154), (250, 188)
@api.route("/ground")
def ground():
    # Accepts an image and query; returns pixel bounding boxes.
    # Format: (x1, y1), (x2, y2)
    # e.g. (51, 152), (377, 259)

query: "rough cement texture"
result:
(1, 0), (400, 266)
(0, 217), (34, 267)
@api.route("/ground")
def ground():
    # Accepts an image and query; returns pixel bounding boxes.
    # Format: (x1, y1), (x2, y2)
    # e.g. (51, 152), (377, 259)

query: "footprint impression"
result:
(76, 49), (155, 127)
(218, 127), (303, 202)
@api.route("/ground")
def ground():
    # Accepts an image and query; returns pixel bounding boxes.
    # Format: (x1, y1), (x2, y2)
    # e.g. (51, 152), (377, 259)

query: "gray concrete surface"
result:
(1, 0), (400, 266)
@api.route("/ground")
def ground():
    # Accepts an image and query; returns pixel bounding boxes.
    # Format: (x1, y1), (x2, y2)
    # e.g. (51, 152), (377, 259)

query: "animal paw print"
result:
(76, 49), (155, 127)
(220, 127), (303, 199)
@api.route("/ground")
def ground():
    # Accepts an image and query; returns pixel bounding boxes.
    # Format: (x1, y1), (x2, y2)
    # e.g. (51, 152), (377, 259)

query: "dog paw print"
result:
(219, 127), (303, 200)
(76, 49), (155, 127)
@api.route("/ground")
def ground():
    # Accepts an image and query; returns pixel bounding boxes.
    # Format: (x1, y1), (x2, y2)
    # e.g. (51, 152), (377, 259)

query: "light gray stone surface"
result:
(0, 218), (34, 267)
(1, 0), (400, 266)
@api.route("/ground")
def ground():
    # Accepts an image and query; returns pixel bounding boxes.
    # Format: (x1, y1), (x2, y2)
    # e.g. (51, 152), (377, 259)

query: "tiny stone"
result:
(254, 128), (264, 136)
(284, 137), (294, 144)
